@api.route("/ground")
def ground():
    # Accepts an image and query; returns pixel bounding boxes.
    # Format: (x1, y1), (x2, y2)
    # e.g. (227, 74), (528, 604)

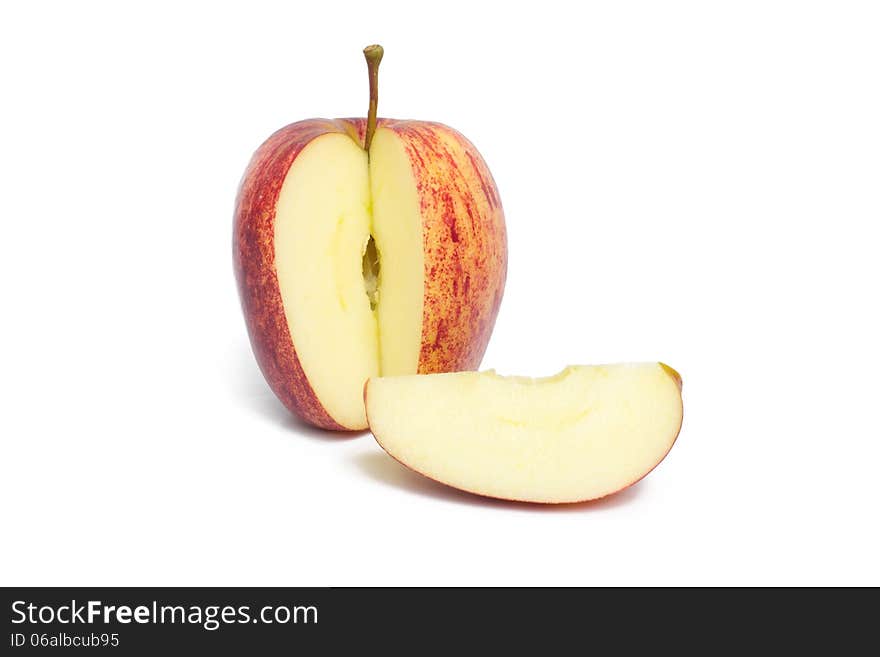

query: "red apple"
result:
(234, 46), (507, 430)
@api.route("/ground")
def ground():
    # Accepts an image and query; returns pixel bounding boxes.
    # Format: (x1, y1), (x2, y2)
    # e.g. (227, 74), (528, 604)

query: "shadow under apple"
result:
(231, 344), (366, 442)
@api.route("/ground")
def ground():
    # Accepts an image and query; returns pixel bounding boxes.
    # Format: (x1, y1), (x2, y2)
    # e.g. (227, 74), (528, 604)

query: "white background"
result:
(2, 1), (878, 586)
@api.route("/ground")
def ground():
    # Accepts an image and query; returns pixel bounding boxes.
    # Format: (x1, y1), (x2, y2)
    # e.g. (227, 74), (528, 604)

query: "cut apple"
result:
(235, 46), (506, 431)
(365, 363), (684, 503)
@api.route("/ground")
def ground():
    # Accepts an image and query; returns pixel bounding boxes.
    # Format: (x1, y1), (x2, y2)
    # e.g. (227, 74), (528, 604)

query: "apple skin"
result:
(234, 118), (507, 429)
(364, 366), (683, 504)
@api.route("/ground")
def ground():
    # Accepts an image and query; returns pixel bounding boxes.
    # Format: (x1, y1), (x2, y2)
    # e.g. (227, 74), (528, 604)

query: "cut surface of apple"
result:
(365, 363), (684, 503)
(273, 130), (427, 429)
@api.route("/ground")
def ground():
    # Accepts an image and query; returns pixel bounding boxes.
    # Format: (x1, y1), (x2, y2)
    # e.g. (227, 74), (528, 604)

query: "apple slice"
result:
(365, 363), (683, 503)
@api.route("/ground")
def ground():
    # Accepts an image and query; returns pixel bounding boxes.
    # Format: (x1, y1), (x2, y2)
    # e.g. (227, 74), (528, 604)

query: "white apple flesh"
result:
(272, 130), (436, 429)
(365, 363), (684, 503)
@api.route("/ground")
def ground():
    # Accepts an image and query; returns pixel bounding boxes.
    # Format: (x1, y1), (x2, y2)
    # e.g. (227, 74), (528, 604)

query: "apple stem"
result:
(363, 44), (384, 152)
